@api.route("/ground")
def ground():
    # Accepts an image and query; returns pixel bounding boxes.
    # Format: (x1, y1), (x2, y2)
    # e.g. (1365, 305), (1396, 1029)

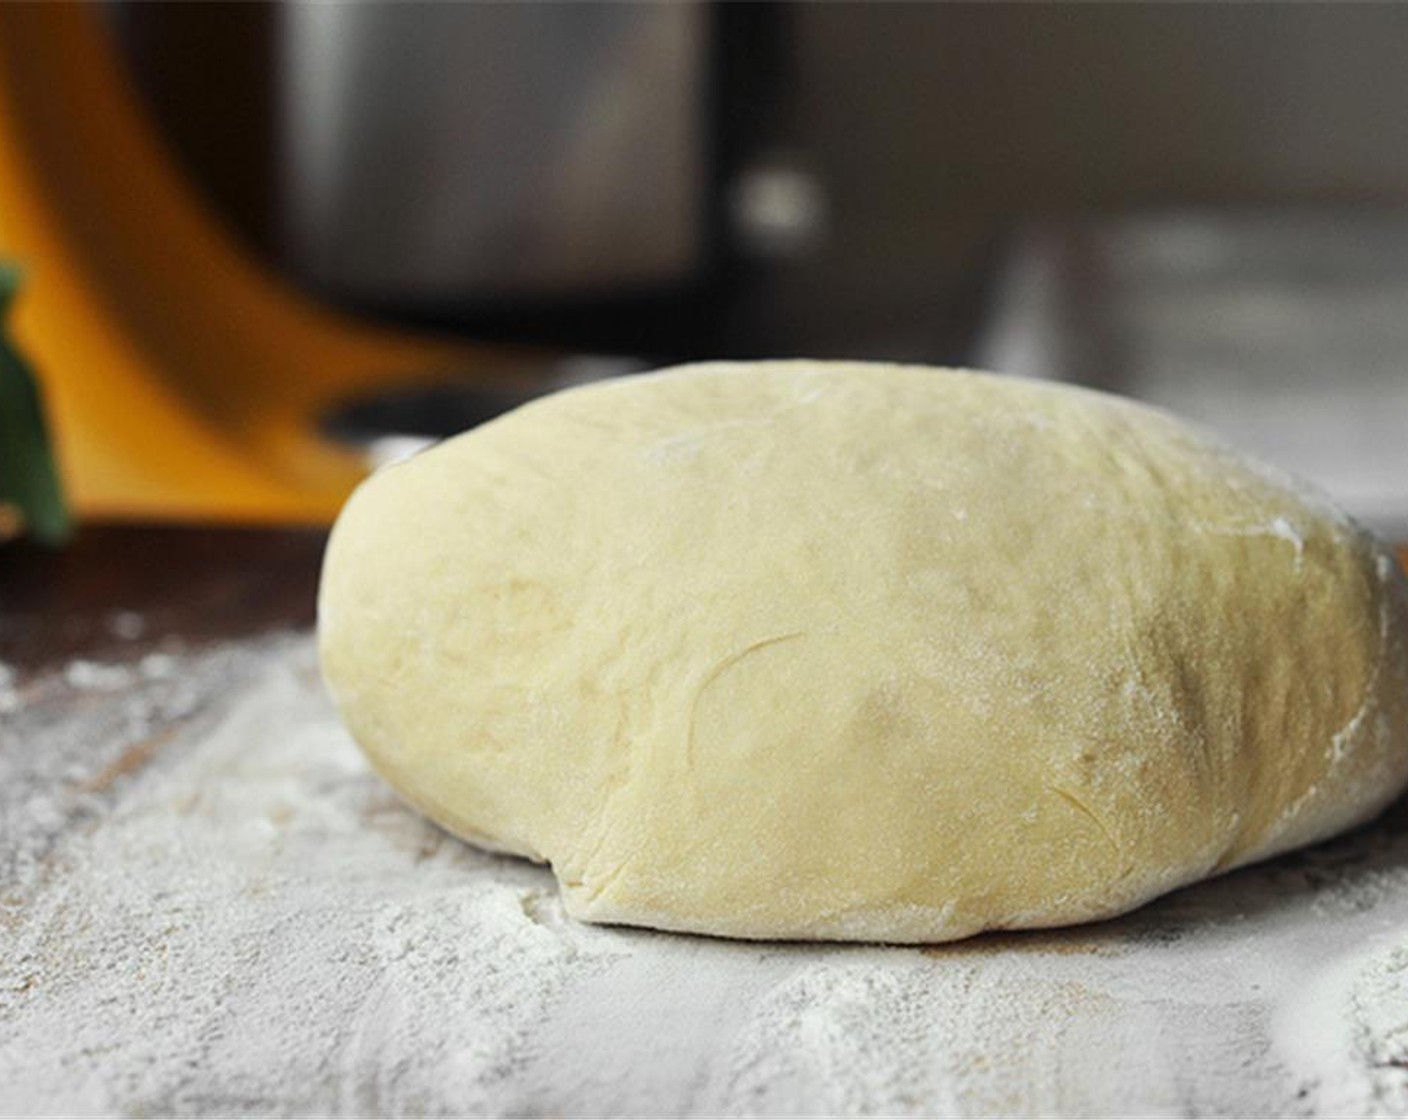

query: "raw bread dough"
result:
(318, 362), (1408, 942)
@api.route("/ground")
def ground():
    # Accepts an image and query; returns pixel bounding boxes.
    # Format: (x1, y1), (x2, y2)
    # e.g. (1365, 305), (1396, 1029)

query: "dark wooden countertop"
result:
(0, 523), (328, 674)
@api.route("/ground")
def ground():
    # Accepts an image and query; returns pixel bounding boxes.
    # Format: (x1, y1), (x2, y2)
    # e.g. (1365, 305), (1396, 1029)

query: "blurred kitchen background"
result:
(3, 2), (1407, 538)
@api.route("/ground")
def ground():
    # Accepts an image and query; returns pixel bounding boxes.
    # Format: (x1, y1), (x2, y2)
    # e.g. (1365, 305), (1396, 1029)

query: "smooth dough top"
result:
(319, 362), (1408, 942)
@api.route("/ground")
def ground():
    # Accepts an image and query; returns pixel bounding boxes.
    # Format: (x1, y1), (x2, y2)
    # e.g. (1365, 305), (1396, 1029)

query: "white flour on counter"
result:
(3, 633), (1408, 1117)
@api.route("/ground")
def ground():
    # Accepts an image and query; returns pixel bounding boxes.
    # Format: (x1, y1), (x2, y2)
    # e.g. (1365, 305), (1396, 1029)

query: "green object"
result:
(0, 264), (71, 545)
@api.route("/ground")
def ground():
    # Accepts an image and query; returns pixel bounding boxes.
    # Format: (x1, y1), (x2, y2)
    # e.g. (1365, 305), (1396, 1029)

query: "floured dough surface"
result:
(318, 362), (1408, 942)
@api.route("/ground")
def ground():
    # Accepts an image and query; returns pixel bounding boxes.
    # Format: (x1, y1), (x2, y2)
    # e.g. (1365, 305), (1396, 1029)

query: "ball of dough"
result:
(318, 362), (1408, 943)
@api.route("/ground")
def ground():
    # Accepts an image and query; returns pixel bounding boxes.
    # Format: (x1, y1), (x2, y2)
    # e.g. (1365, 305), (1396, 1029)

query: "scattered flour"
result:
(1268, 514), (1306, 559)
(1275, 934), (1408, 1117)
(3, 633), (1408, 1116)
(105, 609), (148, 642)
(62, 658), (138, 692)
(57, 651), (183, 694)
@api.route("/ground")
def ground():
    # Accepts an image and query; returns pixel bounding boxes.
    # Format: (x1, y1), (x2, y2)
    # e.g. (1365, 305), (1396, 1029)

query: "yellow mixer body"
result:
(0, 3), (519, 524)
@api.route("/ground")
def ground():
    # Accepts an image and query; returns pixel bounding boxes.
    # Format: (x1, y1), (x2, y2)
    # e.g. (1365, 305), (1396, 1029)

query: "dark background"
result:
(111, 3), (1408, 363)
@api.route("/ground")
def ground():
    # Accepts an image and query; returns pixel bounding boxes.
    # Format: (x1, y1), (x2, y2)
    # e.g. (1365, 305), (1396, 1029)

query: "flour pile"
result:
(3, 634), (1408, 1115)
